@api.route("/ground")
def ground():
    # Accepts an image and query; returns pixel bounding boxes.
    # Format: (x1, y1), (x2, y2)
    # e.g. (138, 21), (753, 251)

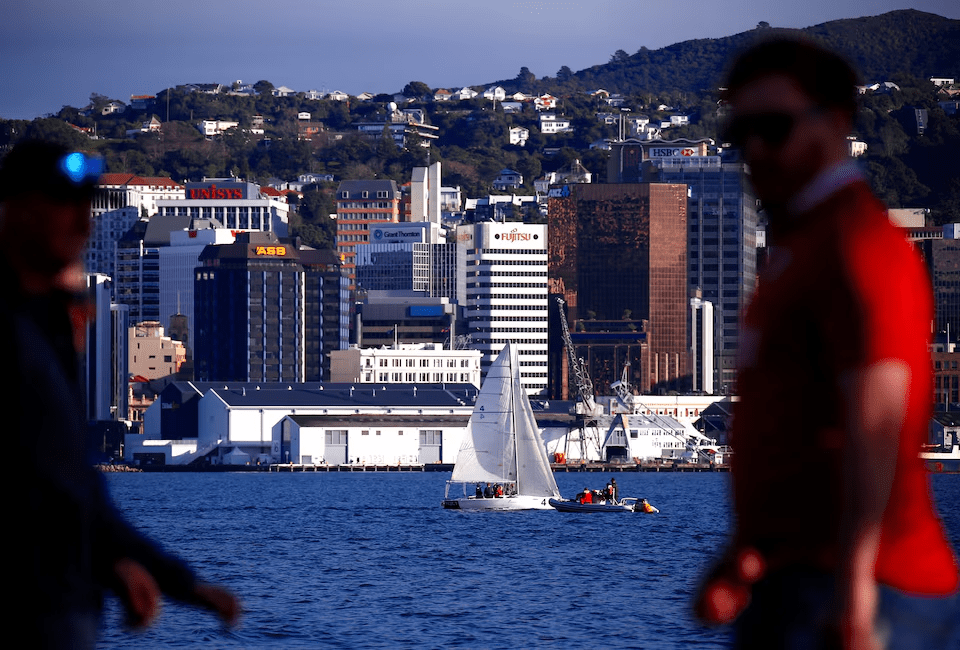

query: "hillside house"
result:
(492, 169), (523, 190)
(199, 120), (239, 137)
(534, 94), (558, 111)
(509, 126), (529, 146)
(539, 114), (572, 134)
(483, 86), (506, 101)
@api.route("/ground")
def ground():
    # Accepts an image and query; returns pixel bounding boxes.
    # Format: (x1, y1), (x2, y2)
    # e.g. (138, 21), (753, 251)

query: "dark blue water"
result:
(99, 472), (960, 649)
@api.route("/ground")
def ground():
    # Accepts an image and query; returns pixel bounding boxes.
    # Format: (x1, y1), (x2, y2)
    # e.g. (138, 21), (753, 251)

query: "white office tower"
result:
(84, 274), (129, 422)
(410, 162), (442, 225)
(158, 227), (238, 347)
(690, 296), (714, 395)
(457, 222), (549, 396)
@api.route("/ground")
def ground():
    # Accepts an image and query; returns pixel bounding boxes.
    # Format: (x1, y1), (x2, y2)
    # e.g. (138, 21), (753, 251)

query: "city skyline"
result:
(1, 1), (957, 121)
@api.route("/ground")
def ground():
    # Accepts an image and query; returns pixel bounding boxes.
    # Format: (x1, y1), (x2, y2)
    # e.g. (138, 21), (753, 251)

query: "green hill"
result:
(493, 10), (960, 95)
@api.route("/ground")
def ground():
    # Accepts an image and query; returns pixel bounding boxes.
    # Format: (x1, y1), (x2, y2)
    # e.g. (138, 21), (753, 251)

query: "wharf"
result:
(551, 461), (729, 473)
(267, 463), (451, 472)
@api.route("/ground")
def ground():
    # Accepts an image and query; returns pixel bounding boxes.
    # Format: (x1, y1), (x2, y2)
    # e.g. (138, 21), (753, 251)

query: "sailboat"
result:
(442, 343), (560, 510)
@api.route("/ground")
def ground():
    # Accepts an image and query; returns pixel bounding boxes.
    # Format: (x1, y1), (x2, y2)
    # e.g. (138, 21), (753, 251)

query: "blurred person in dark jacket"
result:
(693, 38), (959, 648)
(0, 140), (238, 647)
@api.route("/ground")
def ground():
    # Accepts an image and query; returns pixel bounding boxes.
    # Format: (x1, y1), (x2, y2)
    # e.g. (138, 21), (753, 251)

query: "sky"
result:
(1, 1), (958, 120)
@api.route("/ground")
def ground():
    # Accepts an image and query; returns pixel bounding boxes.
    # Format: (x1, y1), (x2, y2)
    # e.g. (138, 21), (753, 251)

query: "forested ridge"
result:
(1, 9), (958, 247)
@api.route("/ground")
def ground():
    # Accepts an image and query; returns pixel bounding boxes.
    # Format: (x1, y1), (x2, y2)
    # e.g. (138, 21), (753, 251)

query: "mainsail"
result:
(451, 343), (559, 498)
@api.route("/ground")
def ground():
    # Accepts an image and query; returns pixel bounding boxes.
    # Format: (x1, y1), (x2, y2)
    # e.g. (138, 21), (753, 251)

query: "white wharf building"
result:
(330, 343), (482, 386)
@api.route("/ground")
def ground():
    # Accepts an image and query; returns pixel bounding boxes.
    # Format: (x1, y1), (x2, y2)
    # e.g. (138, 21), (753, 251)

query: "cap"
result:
(0, 140), (103, 203)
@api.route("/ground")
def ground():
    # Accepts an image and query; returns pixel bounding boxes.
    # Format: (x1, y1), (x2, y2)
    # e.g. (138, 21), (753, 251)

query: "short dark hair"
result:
(0, 139), (102, 203)
(723, 37), (860, 122)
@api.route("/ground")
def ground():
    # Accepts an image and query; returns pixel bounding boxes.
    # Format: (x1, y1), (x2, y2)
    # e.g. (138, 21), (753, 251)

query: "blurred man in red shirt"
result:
(694, 38), (959, 648)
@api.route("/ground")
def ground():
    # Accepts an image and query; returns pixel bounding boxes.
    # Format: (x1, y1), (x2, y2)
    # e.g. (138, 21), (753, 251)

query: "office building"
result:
(156, 179), (290, 235)
(300, 248), (350, 381)
(330, 343), (482, 386)
(651, 154), (757, 394)
(335, 180), (401, 289)
(457, 221), (549, 395)
(193, 232), (323, 382)
(690, 295), (715, 394)
(84, 274), (129, 423)
(548, 183), (689, 396)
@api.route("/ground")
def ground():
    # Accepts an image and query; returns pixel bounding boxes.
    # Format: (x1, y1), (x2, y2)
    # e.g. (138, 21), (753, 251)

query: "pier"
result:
(267, 463), (448, 472)
(551, 461), (729, 472)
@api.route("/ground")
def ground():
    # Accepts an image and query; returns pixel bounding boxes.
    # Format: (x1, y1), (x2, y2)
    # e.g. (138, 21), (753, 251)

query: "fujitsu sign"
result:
(186, 182), (247, 200)
(494, 228), (539, 244)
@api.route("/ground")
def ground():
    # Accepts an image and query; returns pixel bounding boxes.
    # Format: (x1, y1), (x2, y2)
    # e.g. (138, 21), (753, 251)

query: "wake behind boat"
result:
(442, 343), (560, 510)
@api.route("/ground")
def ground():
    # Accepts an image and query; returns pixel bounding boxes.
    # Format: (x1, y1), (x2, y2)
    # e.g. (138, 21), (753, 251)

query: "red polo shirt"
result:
(733, 179), (958, 595)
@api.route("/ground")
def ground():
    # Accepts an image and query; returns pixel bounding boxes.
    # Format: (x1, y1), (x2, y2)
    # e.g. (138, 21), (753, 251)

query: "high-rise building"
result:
(690, 295), (715, 394)
(917, 226), (960, 343)
(84, 274), (129, 422)
(651, 154), (757, 394)
(300, 248), (350, 381)
(335, 180), (401, 288)
(354, 222), (462, 301)
(547, 183), (689, 395)
(457, 221), (549, 395)
(193, 232), (323, 382)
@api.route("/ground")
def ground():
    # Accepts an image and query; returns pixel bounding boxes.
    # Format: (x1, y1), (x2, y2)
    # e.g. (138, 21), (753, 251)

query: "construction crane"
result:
(555, 296), (600, 416)
(555, 297), (603, 461)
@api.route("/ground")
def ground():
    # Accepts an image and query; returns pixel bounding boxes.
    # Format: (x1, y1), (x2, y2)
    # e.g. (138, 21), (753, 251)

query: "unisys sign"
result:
(186, 181), (248, 200)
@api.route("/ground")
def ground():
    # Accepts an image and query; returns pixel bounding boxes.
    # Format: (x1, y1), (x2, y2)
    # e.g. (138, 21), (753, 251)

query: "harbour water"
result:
(98, 472), (959, 648)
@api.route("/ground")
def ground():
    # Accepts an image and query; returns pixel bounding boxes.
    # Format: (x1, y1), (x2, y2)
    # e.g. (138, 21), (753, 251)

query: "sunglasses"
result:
(721, 108), (823, 149)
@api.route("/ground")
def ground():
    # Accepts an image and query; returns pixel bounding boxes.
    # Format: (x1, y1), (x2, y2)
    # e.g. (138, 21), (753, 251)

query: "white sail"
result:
(451, 345), (517, 483)
(513, 373), (560, 497)
(450, 343), (559, 499)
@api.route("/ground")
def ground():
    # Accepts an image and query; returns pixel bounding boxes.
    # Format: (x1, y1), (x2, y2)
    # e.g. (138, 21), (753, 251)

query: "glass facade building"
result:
(653, 156), (757, 394)
(547, 183), (688, 396)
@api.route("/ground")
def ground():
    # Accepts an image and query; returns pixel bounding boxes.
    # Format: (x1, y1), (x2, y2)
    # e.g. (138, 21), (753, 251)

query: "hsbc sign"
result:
(649, 147), (698, 158)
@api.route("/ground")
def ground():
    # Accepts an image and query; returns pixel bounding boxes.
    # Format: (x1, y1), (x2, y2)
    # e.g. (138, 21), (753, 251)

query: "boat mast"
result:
(512, 347), (520, 494)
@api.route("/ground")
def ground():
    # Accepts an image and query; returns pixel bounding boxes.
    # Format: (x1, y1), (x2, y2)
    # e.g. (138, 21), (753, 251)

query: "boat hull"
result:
(549, 498), (641, 513)
(443, 495), (555, 511)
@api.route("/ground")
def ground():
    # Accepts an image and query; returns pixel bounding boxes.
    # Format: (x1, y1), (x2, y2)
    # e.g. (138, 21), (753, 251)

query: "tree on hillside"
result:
(609, 50), (630, 64)
(515, 67), (537, 93)
(253, 80), (274, 96)
(402, 81), (432, 98)
(22, 119), (91, 149)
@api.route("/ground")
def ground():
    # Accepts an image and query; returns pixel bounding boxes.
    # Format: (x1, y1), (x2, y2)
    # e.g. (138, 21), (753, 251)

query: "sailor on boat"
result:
(638, 498), (659, 514)
(577, 488), (594, 504)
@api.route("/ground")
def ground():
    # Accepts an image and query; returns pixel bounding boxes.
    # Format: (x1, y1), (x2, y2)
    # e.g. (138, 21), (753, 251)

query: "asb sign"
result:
(648, 147), (698, 158)
(253, 245), (288, 256)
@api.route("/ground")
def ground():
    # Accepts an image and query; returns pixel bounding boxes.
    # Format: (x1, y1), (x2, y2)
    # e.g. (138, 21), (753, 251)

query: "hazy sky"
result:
(1, 1), (957, 119)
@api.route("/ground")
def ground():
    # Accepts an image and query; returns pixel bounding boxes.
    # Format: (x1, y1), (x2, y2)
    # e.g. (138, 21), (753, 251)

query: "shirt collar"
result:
(788, 159), (864, 215)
